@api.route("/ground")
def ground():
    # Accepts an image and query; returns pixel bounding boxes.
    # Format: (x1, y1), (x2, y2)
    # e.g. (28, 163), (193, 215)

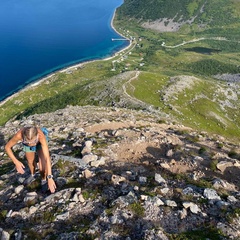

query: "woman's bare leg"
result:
(37, 148), (47, 180)
(25, 152), (36, 175)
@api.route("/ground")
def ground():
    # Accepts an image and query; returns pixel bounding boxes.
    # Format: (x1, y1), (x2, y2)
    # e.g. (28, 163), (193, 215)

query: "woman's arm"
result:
(38, 130), (53, 175)
(5, 130), (25, 174)
(38, 129), (56, 193)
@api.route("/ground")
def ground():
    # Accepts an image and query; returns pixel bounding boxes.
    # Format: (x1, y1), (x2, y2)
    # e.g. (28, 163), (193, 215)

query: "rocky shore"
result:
(0, 105), (240, 239)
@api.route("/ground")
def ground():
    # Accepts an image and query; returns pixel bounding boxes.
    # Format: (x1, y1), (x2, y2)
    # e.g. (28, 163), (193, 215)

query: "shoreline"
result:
(0, 9), (131, 107)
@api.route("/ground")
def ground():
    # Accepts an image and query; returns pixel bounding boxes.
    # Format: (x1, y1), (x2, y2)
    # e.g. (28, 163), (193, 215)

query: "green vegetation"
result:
(117, 0), (240, 27)
(198, 146), (207, 154)
(81, 187), (100, 200)
(0, 210), (8, 222)
(55, 160), (78, 177)
(168, 227), (223, 240)
(170, 172), (213, 189)
(0, 162), (14, 176)
(187, 59), (240, 76)
(226, 207), (240, 224)
(128, 202), (145, 217)
(228, 149), (239, 159)
(32, 209), (56, 223)
(210, 159), (218, 171)
(118, 0), (207, 22)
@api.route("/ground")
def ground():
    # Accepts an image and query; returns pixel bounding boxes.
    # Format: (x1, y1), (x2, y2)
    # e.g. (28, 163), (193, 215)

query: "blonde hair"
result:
(22, 126), (38, 140)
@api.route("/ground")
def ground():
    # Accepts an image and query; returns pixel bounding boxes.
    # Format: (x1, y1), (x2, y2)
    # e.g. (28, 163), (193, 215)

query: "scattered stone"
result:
(227, 195), (237, 203)
(111, 174), (126, 185)
(90, 157), (105, 167)
(55, 212), (69, 221)
(160, 162), (171, 169)
(29, 206), (38, 215)
(183, 202), (201, 214)
(160, 187), (170, 195)
(152, 196), (164, 206)
(166, 149), (173, 157)
(139, 176), (147, 184)
(212, 178), (236, 191)
(178, 208), (188, 219)
(79, 194), (85, 203)
(6, 210), (12, 218)
(217, 222), (240, 239)
(23, 192), (38, 205)
(82, 169), (92, 179)
(216, 161), (233, 172)
(155, 173), (166, 184)
(0, 228), (10, 240)
(14, 185), (24, 195)
(0, 105), (239, 239)
(165, 200), (177, 207)
(82, 154), (98, 164)
(203, 188), (221, 201)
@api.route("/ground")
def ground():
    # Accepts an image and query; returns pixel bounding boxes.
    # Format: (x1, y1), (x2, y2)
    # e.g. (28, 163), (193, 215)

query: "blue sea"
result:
(0, 0), (128, 101)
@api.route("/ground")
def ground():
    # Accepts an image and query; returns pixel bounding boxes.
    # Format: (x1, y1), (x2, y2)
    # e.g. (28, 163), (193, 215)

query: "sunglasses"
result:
(22, 135), (39, 145)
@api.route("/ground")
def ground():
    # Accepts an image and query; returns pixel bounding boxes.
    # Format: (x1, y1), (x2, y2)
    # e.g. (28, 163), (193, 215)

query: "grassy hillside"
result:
(117, 0), (240, 28)
(0, 0), (240, 142)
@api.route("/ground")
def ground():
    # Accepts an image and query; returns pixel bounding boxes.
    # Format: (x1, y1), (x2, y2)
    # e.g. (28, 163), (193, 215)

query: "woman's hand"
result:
(15, 160), (25, 174)
(48, 178), (57, 193)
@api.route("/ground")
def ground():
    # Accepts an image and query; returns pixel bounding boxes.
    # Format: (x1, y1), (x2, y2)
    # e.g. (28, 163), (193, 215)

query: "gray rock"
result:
(14, 185), (24, 195)
(183, 202), (201, 214)
(203, 188), (221, 201)
(82, 154), (98, 164)
(151, 196), (164, 206)
(56, 232), (79, 240)
(212, 178), (237, 191)
(165, 200), (177, 207)
(155, 173), (166, 184)
(216, 200), (230, 209)
(23, 192), (38, 205)
(90, 157), (106, 167)
(166, 149), (173, 157)
(51, 154), (88, 167)
(85, 140), (93, 148)
(216, 161), (233, 172)
(143, 229), (169, 240)
(160, 187), (170, 195)
(227, 195), (238, 203)
(111, 191), (137, 207)
(139, 176), (147, 184)
(55, 212), (69, 221)
(178, 208), (188, 219)
(0, 229), (10, 240)
(217, 222), (240, 239)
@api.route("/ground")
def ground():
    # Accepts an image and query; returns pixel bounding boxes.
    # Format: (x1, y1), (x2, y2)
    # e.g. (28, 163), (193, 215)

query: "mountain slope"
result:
(117, 0), (240, 32)
(0, 105), (240, 239)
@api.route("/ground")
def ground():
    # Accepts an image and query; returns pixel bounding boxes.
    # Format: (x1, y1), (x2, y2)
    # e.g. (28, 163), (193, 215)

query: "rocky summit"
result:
(0, 105), (240, 239)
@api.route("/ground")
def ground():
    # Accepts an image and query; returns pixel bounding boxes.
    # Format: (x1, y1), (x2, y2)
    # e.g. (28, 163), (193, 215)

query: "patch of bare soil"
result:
(85, 117), (240, 188)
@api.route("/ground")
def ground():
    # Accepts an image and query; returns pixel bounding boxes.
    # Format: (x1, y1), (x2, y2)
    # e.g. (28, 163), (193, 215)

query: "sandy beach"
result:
(0, 9), (131, 108)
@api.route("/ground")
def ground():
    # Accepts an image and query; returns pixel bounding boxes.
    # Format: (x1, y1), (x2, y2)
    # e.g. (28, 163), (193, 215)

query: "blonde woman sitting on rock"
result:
(5, 125), (56, 194)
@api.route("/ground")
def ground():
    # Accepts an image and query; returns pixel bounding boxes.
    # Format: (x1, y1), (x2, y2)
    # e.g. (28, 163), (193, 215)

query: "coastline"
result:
(0, 9), (131, 107)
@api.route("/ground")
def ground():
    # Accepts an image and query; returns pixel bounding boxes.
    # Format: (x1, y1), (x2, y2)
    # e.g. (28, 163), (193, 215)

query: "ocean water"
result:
(0, 0), (128, 101)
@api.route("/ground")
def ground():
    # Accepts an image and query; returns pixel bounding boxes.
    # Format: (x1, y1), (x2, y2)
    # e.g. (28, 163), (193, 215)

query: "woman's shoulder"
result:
(10, 128), (24, 142)
(37, 128), (47, 142)
(37, 128), (44, 136)
(16, 128), (24, 138)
